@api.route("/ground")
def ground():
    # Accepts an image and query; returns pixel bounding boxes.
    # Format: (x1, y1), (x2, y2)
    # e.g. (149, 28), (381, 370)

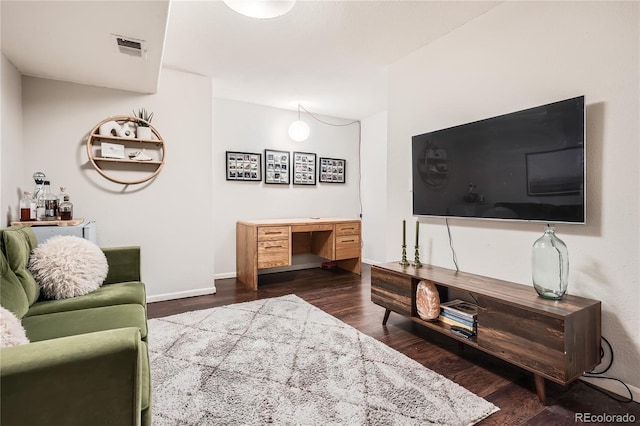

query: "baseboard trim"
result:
(147, 286), (217, 303)
(362, 258), (380, 266)
(580, 376), (639, 402)
(215, 271), (236, 280)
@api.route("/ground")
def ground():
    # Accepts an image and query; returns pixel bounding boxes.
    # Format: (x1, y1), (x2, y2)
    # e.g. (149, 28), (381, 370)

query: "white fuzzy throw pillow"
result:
(0, 306), (29, 347)
(28, 235), (108, 300)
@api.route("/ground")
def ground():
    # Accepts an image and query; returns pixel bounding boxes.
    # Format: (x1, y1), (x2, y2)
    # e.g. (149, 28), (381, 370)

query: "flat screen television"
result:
(412, 96), (585, 223)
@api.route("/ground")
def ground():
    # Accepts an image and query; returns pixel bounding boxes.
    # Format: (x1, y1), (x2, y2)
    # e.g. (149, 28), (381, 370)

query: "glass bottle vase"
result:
(532, 225), (569, 300)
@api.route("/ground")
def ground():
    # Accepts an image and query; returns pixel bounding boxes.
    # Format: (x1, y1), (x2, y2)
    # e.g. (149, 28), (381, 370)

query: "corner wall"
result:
(387, 2), (639, 397)
(1, 54), (23, 226)
(361, 111), (388, 264)
(21, 69), (215, 301)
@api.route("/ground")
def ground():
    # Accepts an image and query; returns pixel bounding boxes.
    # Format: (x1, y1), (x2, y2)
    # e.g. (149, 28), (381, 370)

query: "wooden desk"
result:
(236, 218), (361, 290)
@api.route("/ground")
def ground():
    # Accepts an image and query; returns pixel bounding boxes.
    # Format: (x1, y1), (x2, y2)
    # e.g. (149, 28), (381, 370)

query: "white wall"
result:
(1, 54), (23, 227)
(21, 68), (215, 301)
(212, 99), (361, 277)
(387, 2), (639, 397)
(360, 111), (387, 264)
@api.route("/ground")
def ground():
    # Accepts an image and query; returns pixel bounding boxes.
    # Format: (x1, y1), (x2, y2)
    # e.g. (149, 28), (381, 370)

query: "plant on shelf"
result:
(133, 108), (154, 139)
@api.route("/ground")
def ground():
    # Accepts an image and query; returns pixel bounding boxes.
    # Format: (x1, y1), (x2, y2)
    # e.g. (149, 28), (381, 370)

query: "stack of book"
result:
(439, 299), (478, 335)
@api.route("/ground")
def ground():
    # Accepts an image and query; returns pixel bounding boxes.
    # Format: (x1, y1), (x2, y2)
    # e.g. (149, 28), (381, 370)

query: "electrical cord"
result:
(298, 105), (360, 128)
(582, 336), (634, 403)
(298, 105), (363, 218)
(445, 218), (460, 272)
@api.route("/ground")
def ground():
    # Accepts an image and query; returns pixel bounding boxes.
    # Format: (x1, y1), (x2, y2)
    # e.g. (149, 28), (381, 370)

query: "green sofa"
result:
(0, 226), (150, 426)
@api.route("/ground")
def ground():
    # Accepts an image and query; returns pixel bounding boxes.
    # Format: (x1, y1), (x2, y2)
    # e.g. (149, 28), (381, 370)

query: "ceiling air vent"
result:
(112, 34), (147, 58)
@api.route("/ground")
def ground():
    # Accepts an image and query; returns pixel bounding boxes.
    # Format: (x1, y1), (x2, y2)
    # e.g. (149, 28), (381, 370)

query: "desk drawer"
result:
(258, 226), (289, 241)
(336, 222), (360, 236)
(335, 235), (360, 260)
(258, 240), (290, 268)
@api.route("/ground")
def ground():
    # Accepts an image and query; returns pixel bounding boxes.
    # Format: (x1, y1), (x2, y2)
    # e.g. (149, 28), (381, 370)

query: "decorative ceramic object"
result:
(136, 126), (152, 140)
(131, 149), (153, 161)
(118, 122), (135, 138)
(98, 120), (121, 136)
(532, 225), (569, 300)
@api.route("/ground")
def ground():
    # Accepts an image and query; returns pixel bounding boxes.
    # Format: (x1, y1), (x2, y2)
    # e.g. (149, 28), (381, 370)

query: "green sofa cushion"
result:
(1, 327), (144, 426)
(25, 281), (146, 317)
(1, 227), (40, 304)
(22, 304), (148, 342)
(0, 250), (29, 318)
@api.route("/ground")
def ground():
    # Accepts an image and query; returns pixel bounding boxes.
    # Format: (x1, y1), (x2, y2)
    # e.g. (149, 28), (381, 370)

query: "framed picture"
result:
(226, 151), (262, 181)
(319, 157), (346, 183)
(293, 152), (317, 185)
(264, 149), (290, 184)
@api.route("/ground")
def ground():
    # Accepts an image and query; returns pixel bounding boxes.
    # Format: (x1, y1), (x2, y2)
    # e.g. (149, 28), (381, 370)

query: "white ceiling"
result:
(1, 1), (170, 94)
(1, 0), (500, 120)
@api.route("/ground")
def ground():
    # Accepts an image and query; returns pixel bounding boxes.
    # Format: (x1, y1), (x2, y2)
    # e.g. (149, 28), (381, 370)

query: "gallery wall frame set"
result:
(226, 150), (346, 185)
(293, 151), (317, 185)
(319, 157), (346, 183)
(264, 149), (290, 184)
(226, 151), (262, 181)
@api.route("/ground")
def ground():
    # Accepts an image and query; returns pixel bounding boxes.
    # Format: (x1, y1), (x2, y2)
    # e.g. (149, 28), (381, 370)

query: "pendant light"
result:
(223, 0), (296, 19)
(288, 105), (310, 142)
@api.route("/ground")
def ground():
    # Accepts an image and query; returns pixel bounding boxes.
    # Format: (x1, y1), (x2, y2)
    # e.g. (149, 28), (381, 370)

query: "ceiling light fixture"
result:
(288, 105), (310, 142)
(223, 0), (296, 19)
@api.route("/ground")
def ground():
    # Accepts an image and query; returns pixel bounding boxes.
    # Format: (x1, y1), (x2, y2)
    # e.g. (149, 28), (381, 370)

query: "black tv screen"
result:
(412, 96), (585, 223)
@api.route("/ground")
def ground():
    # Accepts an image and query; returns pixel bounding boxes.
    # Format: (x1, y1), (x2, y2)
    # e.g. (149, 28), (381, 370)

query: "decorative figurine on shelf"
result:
(416, 280), (440, 320)
(98, 120), (121, 136)
(118, 122), (135, 139)
(412, 220), (422, 268)
(399, 220), (409, 266)
(128, 149), (153, 161)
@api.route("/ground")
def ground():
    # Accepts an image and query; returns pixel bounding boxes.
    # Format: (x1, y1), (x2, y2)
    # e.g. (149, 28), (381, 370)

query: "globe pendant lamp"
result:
(223, 0), (296, 19)
(288, 105), (310, 142)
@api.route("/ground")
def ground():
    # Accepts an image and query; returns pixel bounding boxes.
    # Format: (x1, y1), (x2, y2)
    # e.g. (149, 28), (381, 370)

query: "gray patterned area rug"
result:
(149, 294), (499, 425)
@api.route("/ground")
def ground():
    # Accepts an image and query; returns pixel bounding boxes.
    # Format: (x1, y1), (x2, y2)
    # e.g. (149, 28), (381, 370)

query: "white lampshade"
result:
(288, 120), (310, 142)
(223, 0), (296, 19)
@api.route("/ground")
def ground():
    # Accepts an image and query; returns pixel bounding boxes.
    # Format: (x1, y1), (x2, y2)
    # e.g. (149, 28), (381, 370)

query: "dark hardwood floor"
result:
(148, 264), (639, 425)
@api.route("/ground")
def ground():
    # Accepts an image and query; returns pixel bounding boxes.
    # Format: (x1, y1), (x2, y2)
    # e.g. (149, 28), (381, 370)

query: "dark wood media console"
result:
(371, 262), (601, 404)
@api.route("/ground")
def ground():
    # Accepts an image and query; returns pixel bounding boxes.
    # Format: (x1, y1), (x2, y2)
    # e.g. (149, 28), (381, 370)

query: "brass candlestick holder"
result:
(399, 244), (409, 266)
(412, 245), (422, 268)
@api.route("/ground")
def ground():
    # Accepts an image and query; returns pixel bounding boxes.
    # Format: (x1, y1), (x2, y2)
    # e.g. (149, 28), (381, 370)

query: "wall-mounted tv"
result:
(412, 96), (585, 223)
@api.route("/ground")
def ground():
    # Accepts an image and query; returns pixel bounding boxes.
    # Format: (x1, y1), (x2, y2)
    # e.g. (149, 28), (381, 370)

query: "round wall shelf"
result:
(86, 115), (165, 185)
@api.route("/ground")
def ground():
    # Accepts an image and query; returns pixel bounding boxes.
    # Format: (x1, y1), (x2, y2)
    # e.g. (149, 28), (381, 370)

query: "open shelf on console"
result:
(410, 314), (479, 346)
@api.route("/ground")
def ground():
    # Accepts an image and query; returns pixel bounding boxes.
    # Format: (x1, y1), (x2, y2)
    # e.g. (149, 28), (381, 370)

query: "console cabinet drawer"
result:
(258, 226), (289, 241)
(336, 222), (360, 236)
(476, 297), (567, 381)
(371, 267), (412, 317)
(335, 234), (360, 260)
(257, 239), (290, 268)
